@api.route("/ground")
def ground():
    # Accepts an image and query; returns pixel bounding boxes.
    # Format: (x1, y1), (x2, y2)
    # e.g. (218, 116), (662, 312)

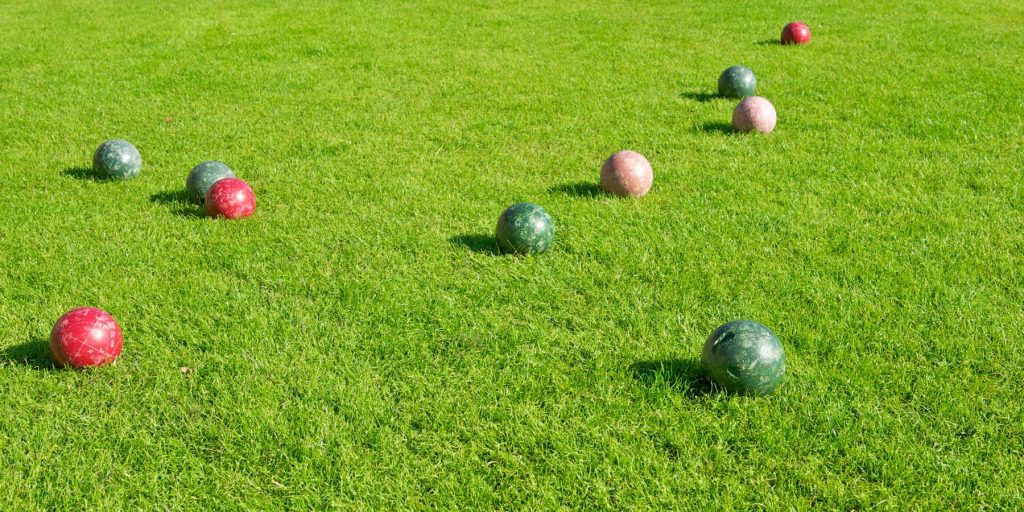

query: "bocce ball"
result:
(717, 65), (757, 98)
(781, 21), (811, 45)
(205, 177), (256, 219)
(186, 161), (235, 202)
(50, 307), (123, 369)
(601, 150), (653, 197)
(701, 320), (785, 396)
(495, 202), (554, 255)
(732, 96), (777, 133)
(93, 139), (142, 179)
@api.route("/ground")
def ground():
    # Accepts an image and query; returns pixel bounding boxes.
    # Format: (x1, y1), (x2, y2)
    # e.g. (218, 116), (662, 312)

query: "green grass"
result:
(1, 0), (1023, 508)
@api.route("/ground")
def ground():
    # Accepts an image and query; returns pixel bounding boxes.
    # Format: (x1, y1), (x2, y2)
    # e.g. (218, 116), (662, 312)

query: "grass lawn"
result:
(1, 0), (1023, 508)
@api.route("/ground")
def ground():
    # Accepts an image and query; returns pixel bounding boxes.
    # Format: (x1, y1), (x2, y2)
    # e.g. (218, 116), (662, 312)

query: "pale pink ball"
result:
(600, 150), (653, 197)
(732, 96), (777, 133)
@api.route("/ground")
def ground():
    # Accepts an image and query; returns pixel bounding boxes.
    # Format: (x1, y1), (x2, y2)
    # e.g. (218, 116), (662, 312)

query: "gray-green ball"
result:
(93, 139), (142, 179)
(701, 320), (785, 395)
(717, 65), (757, 98)
(495, 202), (554, 255)
(186, 161), (236, 202)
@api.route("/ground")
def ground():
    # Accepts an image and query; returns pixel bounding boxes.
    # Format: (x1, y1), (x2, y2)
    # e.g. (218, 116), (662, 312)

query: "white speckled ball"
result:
(732, 96), (777, 133)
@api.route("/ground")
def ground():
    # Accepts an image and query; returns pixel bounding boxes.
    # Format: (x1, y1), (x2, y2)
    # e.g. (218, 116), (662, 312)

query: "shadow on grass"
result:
(679, 91), (721, 102)
(630, 358), (712, 396)
(62, 166), (103, 181)
(449, 234), (498, 255)
(700, 121), (734, 134)
(549, 181), (603, 198)
(3, 338), (57, 370)
(150, 190), (191, 204)
(150, 190), (205, 218)
(754, 38), (781, 46)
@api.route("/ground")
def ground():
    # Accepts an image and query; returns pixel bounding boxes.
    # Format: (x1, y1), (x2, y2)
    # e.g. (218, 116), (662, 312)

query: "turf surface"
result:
(1, 0), (1023, 508)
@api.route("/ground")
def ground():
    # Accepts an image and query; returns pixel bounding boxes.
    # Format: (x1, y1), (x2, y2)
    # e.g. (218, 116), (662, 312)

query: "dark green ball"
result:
(495, 202), (554, 255)
(701, 320), (785, 396)
(717, 65), (757, 98)
(186, 161), (236, 202)
(93, 139), (142, 179)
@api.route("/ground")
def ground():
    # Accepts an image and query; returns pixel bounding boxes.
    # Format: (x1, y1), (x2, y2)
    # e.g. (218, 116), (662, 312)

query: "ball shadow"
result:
(549, 181), (603, 198)
(700, 121), (735, 134)
(679, 91), (722, 102)
(61, 166), (104, 181)
(150, 190), (206, 219)
(448, 234), (498, 255)
(630, 358), (712, 396)
(754, 38), (781, 46)
(3, 338), (57, 370)
(150, 190), (191, 204)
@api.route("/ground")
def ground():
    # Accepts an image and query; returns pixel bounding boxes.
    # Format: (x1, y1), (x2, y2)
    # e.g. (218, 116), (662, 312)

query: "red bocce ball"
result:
(205, 177), (256, 219)
(781, 21), (811, 45)
(50, 307), (123, 369)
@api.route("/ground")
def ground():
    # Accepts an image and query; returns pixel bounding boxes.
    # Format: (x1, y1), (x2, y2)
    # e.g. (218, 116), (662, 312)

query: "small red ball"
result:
(781, 22), (811, 45)
(205, 178), (256, 219)
(600, 150), (653, 197)
(50, 307), (123, 369)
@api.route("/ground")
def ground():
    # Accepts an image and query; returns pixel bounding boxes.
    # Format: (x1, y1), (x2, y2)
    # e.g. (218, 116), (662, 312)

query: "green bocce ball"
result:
(701, 320), (785, 395)
(186, 161), (236, 202)
(495, 202), (554, 255)
(93, 139), (142, 179)
(717, 65), (757, 99)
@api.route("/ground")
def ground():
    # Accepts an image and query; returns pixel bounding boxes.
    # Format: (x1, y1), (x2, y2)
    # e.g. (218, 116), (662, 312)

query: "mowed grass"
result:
(1, 0), (1023, 508)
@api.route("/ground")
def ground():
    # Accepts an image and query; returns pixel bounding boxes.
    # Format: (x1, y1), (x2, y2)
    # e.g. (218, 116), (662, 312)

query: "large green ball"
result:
(186, 161), (236, 202)
(701, 320), (785, 395)
(717, 65), (757, 99)
(93, 139), (142, 179)
(495, 202), (554, 255)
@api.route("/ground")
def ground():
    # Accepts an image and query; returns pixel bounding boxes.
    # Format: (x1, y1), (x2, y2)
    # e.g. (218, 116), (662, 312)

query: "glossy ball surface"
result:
(601, 150), (653, 197)
(717, 65), (757, 98)
(701, 320), (785, 396)
(205, 178), (256, 219)
(732, 96), (777, 133)
(781, 22), (811, 45)
(186, 161), (235, 202)
(495, 202), (554, 255)
(93, 139), (142, 179)
(50, 307), (123, 369)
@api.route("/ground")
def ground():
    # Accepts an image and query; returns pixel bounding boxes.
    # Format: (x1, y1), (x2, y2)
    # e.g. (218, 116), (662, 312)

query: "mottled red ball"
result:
(732, 96), (777, 133)
(600, 150), (653, 197)
(205, 177), (256, 219)
(781, 21), (811, 45)
(50, 307), (123, 369)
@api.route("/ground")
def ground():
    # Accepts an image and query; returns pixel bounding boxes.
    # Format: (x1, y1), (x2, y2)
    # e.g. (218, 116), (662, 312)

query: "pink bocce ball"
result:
(600, 150), (654, 197)
(732, 96), (777, 133)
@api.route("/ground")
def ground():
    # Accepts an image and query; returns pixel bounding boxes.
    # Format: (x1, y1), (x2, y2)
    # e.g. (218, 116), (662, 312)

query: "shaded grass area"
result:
(0, 0), (1023, 508)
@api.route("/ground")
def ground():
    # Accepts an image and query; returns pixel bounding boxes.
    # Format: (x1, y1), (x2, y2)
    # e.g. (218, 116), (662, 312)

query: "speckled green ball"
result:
(186, 161), (236, 202)
(92, 139), (142, 179)
(495, 202), (554, 255)
(701, 320), (785, 396)
(717, 65), (757, 99)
